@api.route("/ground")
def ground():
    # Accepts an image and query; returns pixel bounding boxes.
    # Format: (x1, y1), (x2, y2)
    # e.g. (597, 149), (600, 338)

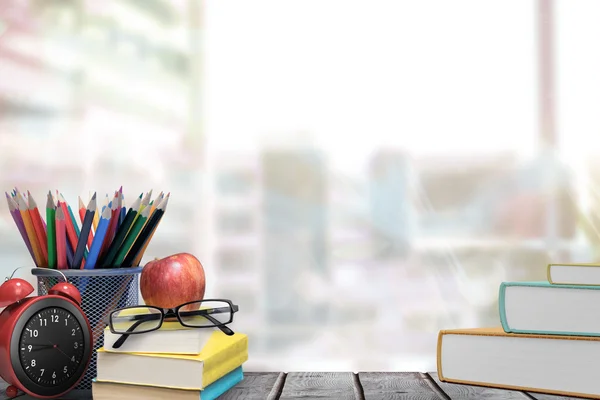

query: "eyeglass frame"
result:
(107, 299), (239, 348)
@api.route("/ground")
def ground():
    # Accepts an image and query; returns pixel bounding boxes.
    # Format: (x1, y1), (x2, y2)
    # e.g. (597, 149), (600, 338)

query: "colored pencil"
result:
(119, 192), (126, 226)
(85, 206), (111, 270)
(78, 197), (85, 221)
(46, 192), (56, 269)
(73, 194), (96, 269)
(27, 191), (48, 266)
(100, 192), (119, 257)
(16, 193), (43, 267)
(99, 196), (141, 268)
(57, 198), (79, 253)
(6, 193), (35, 262)
(132, 192), (164, 266)
(55, 207), (67, 270)
(131, 191), (150, 231)
(149, 192), (164, 216)
(78, 196), (94, 253)
(66, 237), (74, 268)
(114, 190), (123, 234)
(138, 190), (152, 215)
(63, 194), (81, 237)
(113, 206), (150, 267)
(92, 198), (101, 232)
(122, 194), (169, 268)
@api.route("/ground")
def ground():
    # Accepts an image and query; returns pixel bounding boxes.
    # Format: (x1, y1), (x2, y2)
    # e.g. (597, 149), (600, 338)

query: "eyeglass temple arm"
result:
(112, 315), (157, 349)
(178, 305), (238, 318)
(202, 313), (235, 336)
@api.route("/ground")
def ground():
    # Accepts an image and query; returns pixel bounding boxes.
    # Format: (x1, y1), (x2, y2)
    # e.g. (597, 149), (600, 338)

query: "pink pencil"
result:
(5, 192), (35, 261)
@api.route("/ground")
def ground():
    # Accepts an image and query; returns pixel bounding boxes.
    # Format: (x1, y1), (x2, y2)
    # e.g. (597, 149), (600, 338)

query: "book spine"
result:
(546, 263), (554, 284)
(498, 282), (511, 333)
(201, 367), (244, 400)
(202, 335), (249, 387)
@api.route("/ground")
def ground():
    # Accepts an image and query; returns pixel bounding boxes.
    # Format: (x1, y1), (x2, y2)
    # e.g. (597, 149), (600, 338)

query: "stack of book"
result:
(92, 321), (248, 400)
(438, 262), (600, 398)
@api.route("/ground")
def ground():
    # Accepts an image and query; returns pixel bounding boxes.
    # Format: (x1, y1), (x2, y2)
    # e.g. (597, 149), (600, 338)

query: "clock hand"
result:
(24, 344), (55, 352)
(48, 341), (74, 362)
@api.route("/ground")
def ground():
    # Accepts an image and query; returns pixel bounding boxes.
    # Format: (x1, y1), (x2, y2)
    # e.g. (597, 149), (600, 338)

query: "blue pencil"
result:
(84, 206), (111, 270)
(66, 239), (74, 269)
(119, 195), (126, 226)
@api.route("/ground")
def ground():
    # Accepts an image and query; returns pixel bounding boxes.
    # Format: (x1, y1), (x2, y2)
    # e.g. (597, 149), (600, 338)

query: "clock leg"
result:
(5, 385), (18, 398)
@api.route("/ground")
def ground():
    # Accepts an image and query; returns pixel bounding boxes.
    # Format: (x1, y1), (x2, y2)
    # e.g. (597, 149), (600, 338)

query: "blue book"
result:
(499, 281), (600, 336)
(92, 366), (243, 400)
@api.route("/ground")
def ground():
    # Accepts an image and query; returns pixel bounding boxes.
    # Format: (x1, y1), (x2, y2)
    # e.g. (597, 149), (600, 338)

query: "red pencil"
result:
(27, 191), (48, 266)
(100, 191), (119, 258)
(55, 207), (67, 270)
(78, 196), (94, 252)
(58, 199), (78, 252)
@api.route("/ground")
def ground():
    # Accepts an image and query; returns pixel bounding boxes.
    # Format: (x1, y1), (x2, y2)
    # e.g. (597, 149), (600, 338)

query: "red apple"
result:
(140, 253), (206, 309)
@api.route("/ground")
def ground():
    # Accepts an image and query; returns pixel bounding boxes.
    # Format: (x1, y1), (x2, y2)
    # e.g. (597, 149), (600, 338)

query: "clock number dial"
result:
(18, 307), (85, 387)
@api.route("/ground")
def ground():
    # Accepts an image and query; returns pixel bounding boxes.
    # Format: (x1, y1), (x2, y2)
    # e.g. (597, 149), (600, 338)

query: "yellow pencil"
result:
(17, 193), (43, 267)
(138, 190), (152, 213)
(93, 195), (107, 232)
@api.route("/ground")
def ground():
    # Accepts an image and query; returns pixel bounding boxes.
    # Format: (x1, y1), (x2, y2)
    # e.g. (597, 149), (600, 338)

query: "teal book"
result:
(91, 366), (243, 400)
(499, 281), (600, 336)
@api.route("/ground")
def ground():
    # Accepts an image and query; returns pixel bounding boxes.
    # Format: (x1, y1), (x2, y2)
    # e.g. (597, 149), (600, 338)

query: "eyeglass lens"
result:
(178, 300), (233, 327)
(111, 306), (163, 334)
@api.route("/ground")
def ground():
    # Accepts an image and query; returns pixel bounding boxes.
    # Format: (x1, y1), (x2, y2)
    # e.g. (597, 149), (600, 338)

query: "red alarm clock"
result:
(0, 269), (92, 399)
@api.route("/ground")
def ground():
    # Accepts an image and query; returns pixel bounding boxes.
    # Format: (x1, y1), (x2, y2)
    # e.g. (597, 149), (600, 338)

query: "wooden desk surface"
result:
(0, 372), (585, 399)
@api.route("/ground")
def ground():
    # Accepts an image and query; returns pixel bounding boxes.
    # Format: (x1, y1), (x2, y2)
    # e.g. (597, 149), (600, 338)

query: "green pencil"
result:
(98, 196), (142, 268)
(46, 192), (56, 269)
(113, 206), (150, 267)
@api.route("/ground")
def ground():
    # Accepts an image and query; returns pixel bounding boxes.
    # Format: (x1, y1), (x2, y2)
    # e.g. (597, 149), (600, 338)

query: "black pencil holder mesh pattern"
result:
(31, 267), (142, 392)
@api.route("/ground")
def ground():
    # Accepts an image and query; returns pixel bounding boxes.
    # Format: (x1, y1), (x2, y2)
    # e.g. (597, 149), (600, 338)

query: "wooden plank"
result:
(358, 372), (447, 399)
(527, 392), (587, 400)
(427, 372), (530, 399)
(219, 372), (283, 400)
(279, 372), (359, 400)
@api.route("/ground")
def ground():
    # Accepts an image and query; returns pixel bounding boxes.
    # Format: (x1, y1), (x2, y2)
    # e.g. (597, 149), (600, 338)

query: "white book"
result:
(548, 263), (600, 285)
(438, 327), (600, 399)
(96, 332), (248, 390)
(499, 281), (600, 336)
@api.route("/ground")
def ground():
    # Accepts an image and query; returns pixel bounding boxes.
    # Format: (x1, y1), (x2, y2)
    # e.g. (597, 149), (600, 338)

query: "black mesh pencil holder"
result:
(32, 267), (142, 393)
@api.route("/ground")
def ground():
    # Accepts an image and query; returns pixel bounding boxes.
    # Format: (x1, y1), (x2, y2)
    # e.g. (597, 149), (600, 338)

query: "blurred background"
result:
(2, 0), (600, 372)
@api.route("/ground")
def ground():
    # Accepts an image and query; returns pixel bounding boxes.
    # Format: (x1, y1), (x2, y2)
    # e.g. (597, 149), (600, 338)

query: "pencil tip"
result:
(92, 192), (97, 200)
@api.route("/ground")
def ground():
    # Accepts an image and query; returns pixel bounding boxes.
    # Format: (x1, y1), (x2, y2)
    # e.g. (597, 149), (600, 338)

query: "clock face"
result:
(18, 307), (86, 387)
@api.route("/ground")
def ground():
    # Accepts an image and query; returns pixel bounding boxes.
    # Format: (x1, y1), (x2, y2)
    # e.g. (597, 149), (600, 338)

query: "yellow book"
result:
(438, 327), (600, 399)
(96, 332), (248, 390)
(547, 262), (600, 285)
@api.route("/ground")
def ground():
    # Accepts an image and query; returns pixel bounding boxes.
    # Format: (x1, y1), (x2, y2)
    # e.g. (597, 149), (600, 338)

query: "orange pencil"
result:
(78, 196), (94, 251)
(55, 207), (67, 270)
(57, 199), (78, 252)
(16, 193), (43, 267)
(27, 191), (48, 266)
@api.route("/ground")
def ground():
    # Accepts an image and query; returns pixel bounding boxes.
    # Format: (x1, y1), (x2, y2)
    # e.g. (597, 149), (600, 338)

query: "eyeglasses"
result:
(108, 299), (239, 349)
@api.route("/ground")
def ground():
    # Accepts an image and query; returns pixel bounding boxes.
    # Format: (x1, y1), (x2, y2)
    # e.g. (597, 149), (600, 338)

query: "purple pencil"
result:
(5, 192), (35, 260)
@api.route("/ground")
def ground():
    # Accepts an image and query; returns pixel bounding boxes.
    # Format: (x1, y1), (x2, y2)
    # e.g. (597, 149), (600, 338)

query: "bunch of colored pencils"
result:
(5, 187), (169, 270)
